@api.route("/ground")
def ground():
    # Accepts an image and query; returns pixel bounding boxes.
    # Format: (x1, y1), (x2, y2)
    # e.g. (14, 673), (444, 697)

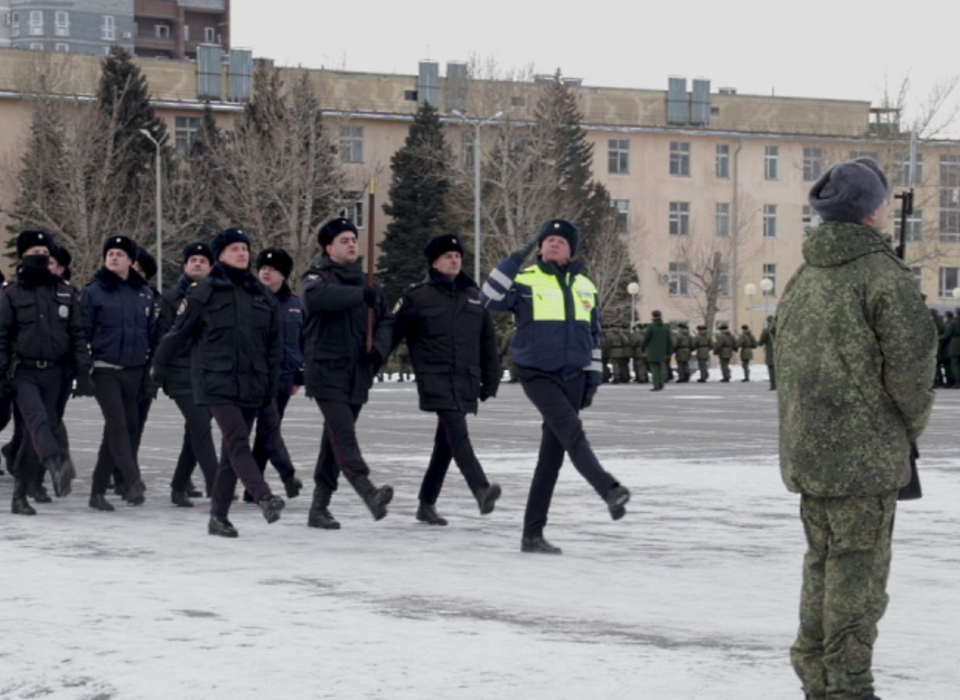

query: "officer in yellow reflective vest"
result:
(481, 219), (631, 555)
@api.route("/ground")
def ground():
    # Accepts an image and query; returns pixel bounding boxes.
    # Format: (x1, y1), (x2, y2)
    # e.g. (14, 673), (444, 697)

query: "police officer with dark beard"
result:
(302, 218), (394, 530)
(153, 228), (286, 537)
(393, 234), (502, 526)
(0, 231), (93, 514)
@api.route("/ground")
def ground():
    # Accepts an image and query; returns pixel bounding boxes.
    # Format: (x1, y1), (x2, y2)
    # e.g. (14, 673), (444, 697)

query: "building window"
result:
(715, 202), (730, 237)
(29, 42), (43, 50)
(849, 150), (878, 161)
(183, 25), (190, 41)
(339, 125), (364, 163)
(404, 90), (418, 101)
(763, 263), (777, 297)
(894, 209), (923, 243)
(55, 11), (69, 36)
(764, 145), (779, 180)
(670, 141), (690, 177)
(669, 202), (690, 236)
(156, 24), (170, 39)
(939, 267), (959, 298)
(763, 204), (777, 238)
(101, 15), (115, 41)
(204, 27), (216, 43)
(893, 151), (923, 186)
(29, 10), (42, 36)
(909, 266), (922, 291)
(55, 42), (69, 52)
(803, 148), (823, 181)
(339, 198), (366, 229)
(939, 155), (960, 242)
(716, 144), (730, 178)
(668, 262), (690, 296)
(717, 262), (731, 297)
(608, 139), (629, 174)
(175, 116), (201, 156)
(10, 11), (19, 37)
(611, 200), (629, 233)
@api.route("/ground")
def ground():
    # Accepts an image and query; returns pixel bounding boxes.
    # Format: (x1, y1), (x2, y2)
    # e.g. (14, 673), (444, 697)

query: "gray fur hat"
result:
(808, 157), (889, 223)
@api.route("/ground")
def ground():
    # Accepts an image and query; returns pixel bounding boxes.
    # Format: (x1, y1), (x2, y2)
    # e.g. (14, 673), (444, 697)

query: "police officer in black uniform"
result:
(153, 228), (286, 537)
(0, 231), (93, 514)
(157, 241), (219, 507)
(81, 235), (156, 510)
(393, 234), (502, 526)
(302, 218), (394, 530)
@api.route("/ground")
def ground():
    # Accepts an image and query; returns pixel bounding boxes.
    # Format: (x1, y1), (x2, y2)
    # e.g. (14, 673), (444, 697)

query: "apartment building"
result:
(133, 0), (229, 60)
(4, 0), (135, 55)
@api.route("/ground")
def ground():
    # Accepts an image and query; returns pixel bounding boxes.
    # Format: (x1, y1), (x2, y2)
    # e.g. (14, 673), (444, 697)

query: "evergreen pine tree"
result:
(378, 102), (458, 304)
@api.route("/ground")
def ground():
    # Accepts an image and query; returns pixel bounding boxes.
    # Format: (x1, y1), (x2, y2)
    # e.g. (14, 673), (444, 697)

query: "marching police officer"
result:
(153, 228), (286, 537)
(301, 218), (394, 529)
(481, 219), (630, 554)
(0, 231), (93, 514)
(157, 242), (219, 507)
(393, 233), (502, 526)
(82, 236), (155, 510)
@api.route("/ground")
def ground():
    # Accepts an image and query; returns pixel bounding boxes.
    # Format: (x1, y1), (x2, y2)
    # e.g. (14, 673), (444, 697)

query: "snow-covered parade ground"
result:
(1, 369), (957, 699)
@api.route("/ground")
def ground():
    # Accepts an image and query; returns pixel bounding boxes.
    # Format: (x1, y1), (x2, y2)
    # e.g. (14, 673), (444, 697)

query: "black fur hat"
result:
(16, 230), (54, 258)
(317, 218), (358, 249)
(102, 235), (138, 261)
(256, 248), (294, 279)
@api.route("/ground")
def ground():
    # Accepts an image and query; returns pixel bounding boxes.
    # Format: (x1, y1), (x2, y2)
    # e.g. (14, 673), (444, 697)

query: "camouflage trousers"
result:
(632, 358), (648, 383)
(791, 492), (897, 700)
(719, 358), (732, 381)
(696, 357), (709, 381)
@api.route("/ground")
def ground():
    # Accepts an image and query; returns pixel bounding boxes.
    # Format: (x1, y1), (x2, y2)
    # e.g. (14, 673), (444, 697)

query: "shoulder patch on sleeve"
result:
(177, 299), (188, 316)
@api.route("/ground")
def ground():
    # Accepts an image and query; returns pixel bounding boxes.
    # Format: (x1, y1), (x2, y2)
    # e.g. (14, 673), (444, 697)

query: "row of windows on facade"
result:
(3, 11), (216, 43)
(607, 139), (932, 186)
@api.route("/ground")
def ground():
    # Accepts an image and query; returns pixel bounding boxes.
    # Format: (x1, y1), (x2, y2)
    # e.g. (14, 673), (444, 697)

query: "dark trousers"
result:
(767, 364), (777, 390)
(518, 367), (618, 538)
(742, 359), (751, 381)
(91, 367), (144, 495)
(650, 361), (665, 390)
(632, 357), (648, 382)
(419, 410), (489, 504)
(719, 358), (732, 381)
(0, 397), (9, 474)
(2, 404), (25, 476)
(12, 366), (68, 483)
(697, 357), (709, 381)
(208, 404), (271, 517)
(676, 359), (691, 382)
(314, 401), (369, 492)
(252, 378), (296, 482)
(171, 395), (219, 494)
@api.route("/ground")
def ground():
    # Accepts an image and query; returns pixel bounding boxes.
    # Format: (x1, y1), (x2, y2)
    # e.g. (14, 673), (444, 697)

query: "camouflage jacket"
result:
(691, 331), (712, 359)
(713, 331), (736, 359)
(673, 329), (692, 361)
(775, 222), (937, 497)
(758, 324), (776, 366)
(737, 331), (757, 361)
(942, 316), (960, 358)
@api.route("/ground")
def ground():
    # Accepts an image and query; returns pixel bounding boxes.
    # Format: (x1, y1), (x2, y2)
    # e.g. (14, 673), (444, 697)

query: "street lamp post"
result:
(139, 129), (165, 293)
(744, 282), (757, 332)
(627, 281), (640, 328)
(451, 109), (502, 282)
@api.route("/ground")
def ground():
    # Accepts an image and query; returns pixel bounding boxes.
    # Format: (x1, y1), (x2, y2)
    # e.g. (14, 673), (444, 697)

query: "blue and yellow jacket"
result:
(480, 252), (603, 385)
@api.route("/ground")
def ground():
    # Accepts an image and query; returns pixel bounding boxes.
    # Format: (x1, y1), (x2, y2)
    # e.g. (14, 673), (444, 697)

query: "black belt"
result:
(19, 359), (59, 369)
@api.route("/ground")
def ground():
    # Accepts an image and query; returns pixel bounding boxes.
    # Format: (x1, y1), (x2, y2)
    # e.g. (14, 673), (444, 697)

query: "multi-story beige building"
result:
(2, 50), (959, 330)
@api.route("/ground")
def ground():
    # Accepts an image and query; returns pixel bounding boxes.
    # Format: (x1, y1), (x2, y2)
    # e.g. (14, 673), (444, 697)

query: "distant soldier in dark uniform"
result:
(642, 310), (672, 391)
(758, 315), (776, 390)
(154, 228), (287, 537)
(82, 236), (156, 510)
(629, 323), (649, 383)
(301, 218), (395, 530)
(713, 324), (736, 382)
(393, 234), (502, 526)
(930, 309), (945, 387)
(673, 322), (692, 383)
(940, 309), (960, 389)
(692, 324), (711, 382)
(608, 326), (631, 383)
(737, 324), (757, 382)
(0, 231), (94, 514)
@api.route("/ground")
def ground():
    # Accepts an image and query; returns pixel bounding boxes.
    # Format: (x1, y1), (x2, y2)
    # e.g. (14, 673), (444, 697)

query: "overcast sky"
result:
(233, 0), (959, 135)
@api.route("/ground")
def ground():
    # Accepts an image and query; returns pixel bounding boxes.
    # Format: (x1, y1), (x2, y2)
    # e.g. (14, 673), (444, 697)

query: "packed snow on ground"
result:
(0, 377), (956, 699)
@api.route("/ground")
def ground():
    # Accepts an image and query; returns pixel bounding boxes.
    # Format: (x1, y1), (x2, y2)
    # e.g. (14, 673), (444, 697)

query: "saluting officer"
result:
(82, 236), (156, 510)
(0, 231), (93, 514)
(481, 219), (630, 554)
(302, 218), (394, 530)
(393, 234), (502, 526)
(157, 241), (219, 507)
(153, 228), (286, 537)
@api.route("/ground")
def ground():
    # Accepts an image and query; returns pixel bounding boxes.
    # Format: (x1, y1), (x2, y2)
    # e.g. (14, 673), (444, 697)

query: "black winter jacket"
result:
(393, 269), (500, 413)
(274, 282), (305, 385)
(81, 268), (156, 368)
(153, 263), (280, 408)
(0, 264), (91, 376)
(156, 274), (198, 399)
(301, 257), (393, 405)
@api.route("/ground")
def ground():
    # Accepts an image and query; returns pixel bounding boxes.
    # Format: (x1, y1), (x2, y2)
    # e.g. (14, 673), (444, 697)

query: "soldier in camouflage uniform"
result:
(777, 158), (937, 700)
(940, 309), (960, 389)
(691, 324), (711, 382)
(672, 322), (692, 383)
(629, 323), (649, 383)
(737, 324), (757, 382)
(609, 326), (632, 383)
(758, 315), (777, 390)
(712, 324), (737, 382)
(395, 340), (412, 382)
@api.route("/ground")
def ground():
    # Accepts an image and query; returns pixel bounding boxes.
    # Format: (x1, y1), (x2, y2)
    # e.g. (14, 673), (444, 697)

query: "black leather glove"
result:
(581, 385), (597, 410)
(362, 287), (379, 308)
(261, 395), (273, 409)
(72, 372), (95, 398)
(479, 386), (494, 402)
(0, 378), (17, 401)
(364, 348), (383, 373)
(910, 441), (920, 460)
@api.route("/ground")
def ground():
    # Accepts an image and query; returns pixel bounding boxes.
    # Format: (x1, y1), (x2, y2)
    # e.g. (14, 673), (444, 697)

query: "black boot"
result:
(283, 474), (303, 499)
(185, 479), (203, 498)
(307, 485), (341, 529)
(208, 515), (239, 538)
(171, 490), (194, 508)
(352, 475), (393, 521)
(258, 494), (285, 524)
(88, 493), (115, 512)
(475, 483), (502, 515)
(125, 479), (146, 506)
(521, 535), (562, 555)
(44, 454), (71, 498)
(604, 484), (630, 520)
(12, 480), (37, 515)
(416, 501), (448, 526)
(27, 482), (52, 503)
